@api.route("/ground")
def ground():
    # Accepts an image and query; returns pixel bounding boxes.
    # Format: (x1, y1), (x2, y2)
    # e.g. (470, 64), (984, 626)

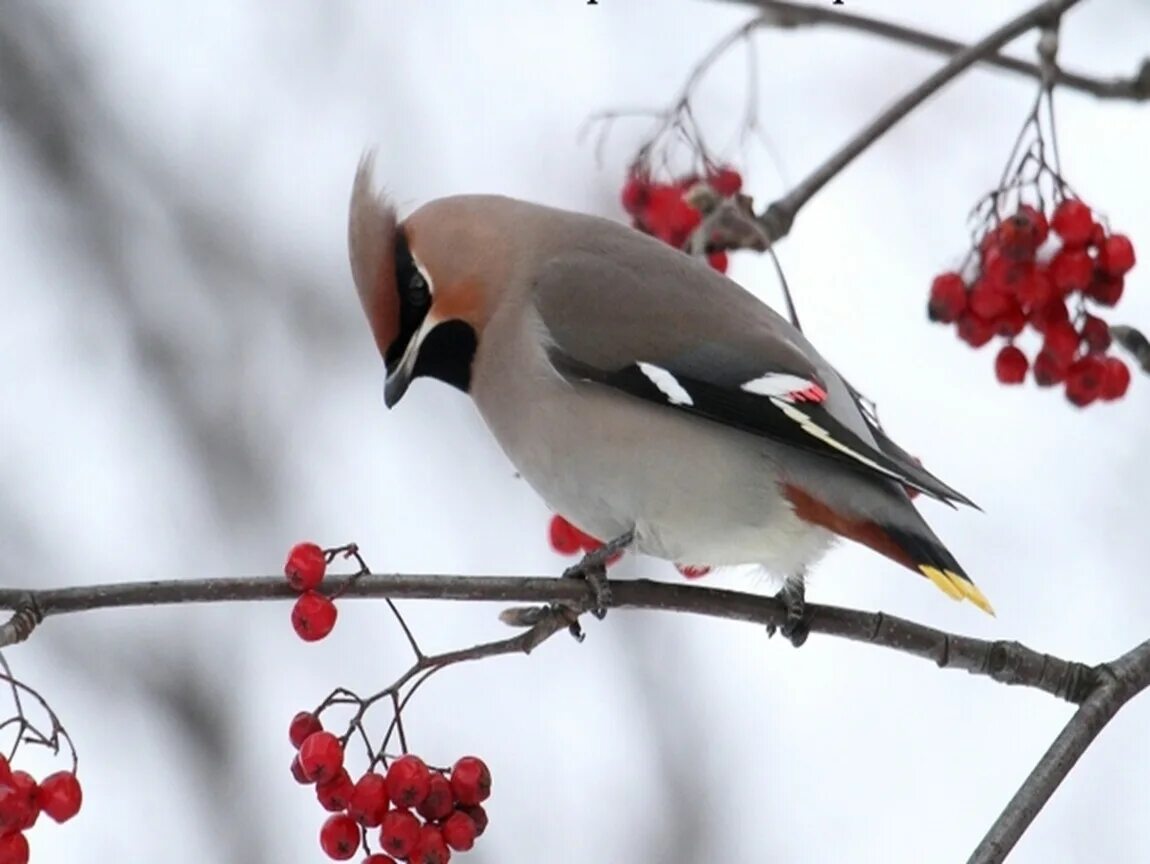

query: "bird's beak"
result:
(384, 314), (436, 408)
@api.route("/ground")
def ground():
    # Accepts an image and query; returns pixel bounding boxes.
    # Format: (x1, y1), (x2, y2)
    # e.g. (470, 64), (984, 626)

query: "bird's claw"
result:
(766, 579), (810, 648)
(561, 530), (633, 619)
(562, 559), (612, 619)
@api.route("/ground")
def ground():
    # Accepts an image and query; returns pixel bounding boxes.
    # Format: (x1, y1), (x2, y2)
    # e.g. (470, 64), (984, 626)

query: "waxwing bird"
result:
(347, 154), (993, 633)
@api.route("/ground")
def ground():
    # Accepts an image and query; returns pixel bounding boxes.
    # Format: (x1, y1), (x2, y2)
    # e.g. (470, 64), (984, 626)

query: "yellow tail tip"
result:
(919, 566), (996, 617)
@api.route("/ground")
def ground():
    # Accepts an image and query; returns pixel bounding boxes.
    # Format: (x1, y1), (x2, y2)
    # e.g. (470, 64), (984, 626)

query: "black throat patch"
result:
(412, 320), (478, 393)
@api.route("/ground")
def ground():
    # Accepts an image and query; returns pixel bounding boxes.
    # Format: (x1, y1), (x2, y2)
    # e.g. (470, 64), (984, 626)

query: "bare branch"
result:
(752, 0), (1089, 245)
(717, 0), (1150, 103)
(968, 637), (1150, 863)
(0, 574), (1101, 703)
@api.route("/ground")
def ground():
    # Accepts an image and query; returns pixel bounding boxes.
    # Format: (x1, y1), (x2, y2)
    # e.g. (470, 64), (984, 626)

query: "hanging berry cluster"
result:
(291, 717), (490, 864)
(543, 162), (749, 572)
(930, 199), (1135, 406)
(619, 165), (744, 273)
(0, 758), (82, 864)
(929, 68), (1139, 407)
(281, 542), (495, 863)
(0, 668), (83, 864)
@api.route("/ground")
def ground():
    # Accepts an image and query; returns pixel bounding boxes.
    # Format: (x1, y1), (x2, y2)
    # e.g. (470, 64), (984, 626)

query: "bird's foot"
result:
(561, 530), (634, 619)
(766, 578), (810, 648)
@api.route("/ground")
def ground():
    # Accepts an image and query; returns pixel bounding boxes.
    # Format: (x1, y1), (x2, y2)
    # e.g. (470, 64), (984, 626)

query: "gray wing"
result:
(532, 243), (975, 507)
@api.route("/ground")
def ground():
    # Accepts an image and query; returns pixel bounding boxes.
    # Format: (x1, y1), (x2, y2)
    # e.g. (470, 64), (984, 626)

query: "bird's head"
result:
(348, 154), (506, 407)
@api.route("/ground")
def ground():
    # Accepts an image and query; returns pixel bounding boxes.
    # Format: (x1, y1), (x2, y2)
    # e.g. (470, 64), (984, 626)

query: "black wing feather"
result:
(551, 350), (941, 494)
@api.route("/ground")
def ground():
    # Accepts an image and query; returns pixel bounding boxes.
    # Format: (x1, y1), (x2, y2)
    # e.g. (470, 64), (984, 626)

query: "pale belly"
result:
(473, 371), (836, 578)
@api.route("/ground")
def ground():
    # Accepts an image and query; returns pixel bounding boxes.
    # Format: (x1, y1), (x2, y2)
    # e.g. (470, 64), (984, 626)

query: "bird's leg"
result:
(561, 530), (634, 620)
(767, 575), (810, 648)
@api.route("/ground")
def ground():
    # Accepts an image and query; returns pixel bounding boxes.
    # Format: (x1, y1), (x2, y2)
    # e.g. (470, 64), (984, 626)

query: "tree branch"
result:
(0, 574), (1100, 702)
(717, 0), (1150, 103)
(750, 0), (1089, 245)
(968, 636), (1150, 863)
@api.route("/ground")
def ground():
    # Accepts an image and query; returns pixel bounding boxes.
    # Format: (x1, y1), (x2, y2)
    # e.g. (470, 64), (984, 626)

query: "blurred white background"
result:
(2, 1), (1148, 861)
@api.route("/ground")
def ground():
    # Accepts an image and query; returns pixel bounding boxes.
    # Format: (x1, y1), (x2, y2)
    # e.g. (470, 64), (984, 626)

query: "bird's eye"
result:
(407, 270), (430, 306)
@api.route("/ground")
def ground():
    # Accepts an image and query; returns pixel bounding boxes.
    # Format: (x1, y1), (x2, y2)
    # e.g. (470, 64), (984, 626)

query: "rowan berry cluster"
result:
(929, 198), (1136, 407)
(620, 165), (744, 273)
(290, 714), (490, 864)
(0, 756), (82, 864)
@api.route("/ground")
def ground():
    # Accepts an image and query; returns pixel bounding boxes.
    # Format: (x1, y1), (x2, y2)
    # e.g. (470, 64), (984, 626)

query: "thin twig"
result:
(751, 0), (1089, 246)
(0, 574), (1102, 703)
(716, 0), (1150, 102)
(968, 637), (1150, 863)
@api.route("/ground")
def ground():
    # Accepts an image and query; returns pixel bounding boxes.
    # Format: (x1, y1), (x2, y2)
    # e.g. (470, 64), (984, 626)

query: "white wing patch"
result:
(638, 362), (694, 406)
(768, 397), (904, 480)
(741, 373), (828, 403)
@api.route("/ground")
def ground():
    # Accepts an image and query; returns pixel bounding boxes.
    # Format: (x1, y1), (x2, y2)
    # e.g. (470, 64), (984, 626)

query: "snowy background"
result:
(2, 1), (1149, 861)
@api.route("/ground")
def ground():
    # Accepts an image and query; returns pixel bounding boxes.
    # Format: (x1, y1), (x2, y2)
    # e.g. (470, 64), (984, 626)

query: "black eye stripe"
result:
(386, 228), (432, 370)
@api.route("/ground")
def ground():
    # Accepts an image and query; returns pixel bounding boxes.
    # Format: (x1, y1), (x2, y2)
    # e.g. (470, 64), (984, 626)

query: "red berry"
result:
(0, 832), (28, 864)
(320, 813), (361, 861)
(349, 773), (390, 827)
(291, 755), (312, 785)
(547, 515), (582, 556)
(675, 564), (712, 579)
(285, 541), (327, 591)
(1065, 355), (1107, 407)
(317, 769), (356, 813)
(37, 771), (82, 824)
(708, 167), (743, 197)
(1101, 234), (1136, 276)
(292, 591), (338, 642)
(968, 282), (1011, 320)
(644, 186), (700, 245)
(364, 856), (398, 864)
(994, 345), (1029, 385)
(620, 176), (648, 215)
(1033, 350), (1070, 387)
(998, 212), (1041, 260)
(993, 298), (1026, 337)
(1051, 199), (1095, 247)
(290, 711), (324, 749)
(1043, 321), (1080, 361)
(0, 757), (11, 786)
(449, 757), (491, 807)
(385, 755), (432, 809)
(668, 199), (702, 238)
(1016, 267), (1055, 311)
(927, 272), (967, 323)
(1050, 248), (1094, 294)
(1101, 357), (1131, 400)
(0, 771), (39, 832)
(380, 810), (422, 860)
(1081, 315), (1112, 353)
(417, 772), (454, 822)
(984, 252), (1032, 293)
(1018, 204), (1049, 246)
(1028, 298), (1070, 334)
(299, 731), (345, 784)
(956, 312), (995, 348)
(1088, 272), (1125, 306)
(707, 250), (729, 273)
(410, 825), (451, 864)
(441, 811), (478, 852)
(461, 805), (488, 837)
